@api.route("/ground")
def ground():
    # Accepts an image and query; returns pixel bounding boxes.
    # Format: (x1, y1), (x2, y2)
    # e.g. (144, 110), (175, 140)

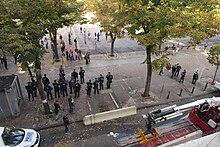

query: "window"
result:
(2, 127), (25, 146)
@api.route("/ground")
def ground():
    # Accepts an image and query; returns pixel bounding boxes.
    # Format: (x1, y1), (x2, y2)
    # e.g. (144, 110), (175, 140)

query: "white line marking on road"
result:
(109, 93), (119, 109)
(87, 100), (92, 112)
(199, 67), (206, 81)
(120, 84), (125, 90)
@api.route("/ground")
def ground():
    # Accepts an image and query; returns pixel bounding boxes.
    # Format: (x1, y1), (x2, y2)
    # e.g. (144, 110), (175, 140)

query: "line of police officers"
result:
(25, 66), (113, 101)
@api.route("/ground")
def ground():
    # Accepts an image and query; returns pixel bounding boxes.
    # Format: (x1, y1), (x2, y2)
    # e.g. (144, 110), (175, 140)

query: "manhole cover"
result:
(99, 105), (109, 112)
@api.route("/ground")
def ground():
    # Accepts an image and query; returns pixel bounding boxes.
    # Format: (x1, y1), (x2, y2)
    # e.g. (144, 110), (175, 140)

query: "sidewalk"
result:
(0, 25), (219, 131)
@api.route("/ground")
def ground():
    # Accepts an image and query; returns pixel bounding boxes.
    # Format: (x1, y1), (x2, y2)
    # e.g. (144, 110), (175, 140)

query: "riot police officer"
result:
(106, 72), (113, 89)
(98, 74), (104, 90)
(44, 84), (53, 100)
(69, 79), (75, 94)
(79, 67), (85, 84)
(71, 69), (78, 81)
(74, 80), (81, 98)
(60, 81), (68, 97)
(42, 74), (50, 86)
(93, 78), (99, 94)
(86, 80), (92, 96)
(31, 79), (37, 97)
(53, 80), (60, 98)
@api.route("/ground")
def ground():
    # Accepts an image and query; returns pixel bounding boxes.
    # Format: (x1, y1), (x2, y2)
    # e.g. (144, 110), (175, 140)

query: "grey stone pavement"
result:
(0, 24), (220, 130)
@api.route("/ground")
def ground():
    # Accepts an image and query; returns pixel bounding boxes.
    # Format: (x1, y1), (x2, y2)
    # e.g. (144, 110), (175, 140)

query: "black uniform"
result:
(59, 66), (65, 77)
(175, 64), (182, 77)
(106, 72), (113, 89)
(63, 115), (69, 133)
(192, 71), (199, 84)
(74, 81), (81, 98)
(98, 74), (104, 90)
(25, 82), (34, 101)
(179, 70), (186, 83)
(68, 97), (74, 114)
(53, 81), (60, 98)
(42, 75), (50, 86)
(79, 67), (85, 84)
(60, 82), (68, 97)
(69, 79), (75, 94)
(93, 78), (99, 94)
(171, 64), (177, 78)
(86, 80), (93, 96)
(31, 80), (37, 97)
(71, 70), (78, 81)
(44, 85), (53, 100)
(54, 101), (61, 115)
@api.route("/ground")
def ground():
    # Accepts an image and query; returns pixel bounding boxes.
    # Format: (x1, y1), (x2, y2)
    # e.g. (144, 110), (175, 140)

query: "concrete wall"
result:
(83, 106), (137, 125)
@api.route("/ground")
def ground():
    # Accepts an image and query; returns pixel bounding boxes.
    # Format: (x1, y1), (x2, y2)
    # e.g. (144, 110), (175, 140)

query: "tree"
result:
(87, 0), (125, 56)
(41, 0), (85, 61)
(121, 0), (220, 97)
(207, 43), (220, 84)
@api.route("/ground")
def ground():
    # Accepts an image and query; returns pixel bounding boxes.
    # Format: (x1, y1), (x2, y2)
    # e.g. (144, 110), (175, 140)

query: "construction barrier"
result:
(83, 106), (137, 125)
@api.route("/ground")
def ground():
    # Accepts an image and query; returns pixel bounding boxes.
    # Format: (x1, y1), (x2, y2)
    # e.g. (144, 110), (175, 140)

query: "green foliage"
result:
(207, 43), (220, 66)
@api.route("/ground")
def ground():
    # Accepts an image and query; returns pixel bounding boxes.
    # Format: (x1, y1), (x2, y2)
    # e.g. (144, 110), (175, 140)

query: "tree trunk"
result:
(25, 62), (34, 81)
(109, 32), (116, 56)
(142, 46), (152, 98)
(53, 29), (59, 62)
(212, 65), (219, 84)
(35, 59), (51, 115)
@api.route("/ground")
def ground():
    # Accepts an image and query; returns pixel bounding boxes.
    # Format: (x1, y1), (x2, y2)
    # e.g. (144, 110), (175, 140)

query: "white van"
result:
(0, 127), (40, 147)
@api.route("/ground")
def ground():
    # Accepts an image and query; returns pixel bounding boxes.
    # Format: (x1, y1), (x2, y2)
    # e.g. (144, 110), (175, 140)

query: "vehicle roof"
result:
(0, 127), (4, 135)
(0, 127), (5, 147)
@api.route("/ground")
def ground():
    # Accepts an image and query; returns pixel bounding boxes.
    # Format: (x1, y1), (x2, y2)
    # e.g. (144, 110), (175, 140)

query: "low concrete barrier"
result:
(83, 106), (137, 125)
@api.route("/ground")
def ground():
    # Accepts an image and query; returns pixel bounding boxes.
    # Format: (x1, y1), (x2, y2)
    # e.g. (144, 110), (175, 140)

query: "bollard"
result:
(179, 89), (183, 96)
(204, 82), (208, 91)
(191, 87), (195, 94)
(166, 91), (170, 99)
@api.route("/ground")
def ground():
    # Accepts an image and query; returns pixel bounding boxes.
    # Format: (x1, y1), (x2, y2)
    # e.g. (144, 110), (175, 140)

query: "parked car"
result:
(0, 127), (40, 147)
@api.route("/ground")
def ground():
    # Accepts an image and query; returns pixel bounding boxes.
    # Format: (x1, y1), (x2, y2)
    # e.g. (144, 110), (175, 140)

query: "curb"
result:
(35, 90), (218, 131)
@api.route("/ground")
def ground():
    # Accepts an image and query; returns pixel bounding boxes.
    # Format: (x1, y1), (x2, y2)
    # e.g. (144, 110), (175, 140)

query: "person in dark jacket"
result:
(69, 79), (75, 94)
(98, 74), (104, 90)
(79, 67), (85, 84)
(106, 72), (113, 89)
(31, 79), (37, 97)
(54, 100), (61, 115)
(71, 69), (78, 81)
(42, 74), (50, 86)
(86, 80), (93, 96)
(63, 115), (69, 133)
(192, 70), (199, 84)
(25, 82), (34, 101)
(60, 81), (68, 97)
(44, 84), (53, 100)
(74, 80), (81, 98)
(93, 78), (99, 94)
(53, 80), (60, 98)
(179, 69), (186, 83)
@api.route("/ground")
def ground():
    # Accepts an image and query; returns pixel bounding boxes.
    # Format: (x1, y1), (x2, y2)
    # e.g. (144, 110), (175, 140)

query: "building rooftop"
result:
(0, 75), (15, 92)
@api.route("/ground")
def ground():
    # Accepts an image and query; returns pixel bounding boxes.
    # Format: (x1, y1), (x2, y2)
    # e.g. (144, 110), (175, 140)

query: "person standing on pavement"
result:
(53, 80), (60, 98)
(71, 69), (78, 81)
(97, 32), (100, 41)
(31, 79), (37, 97)
(171, 64), (177, 78)
(68, 96), (74, 114)
(74, 80), (81, 98)
(192, 70), (199, 84)
(86, 80), (92, 96)
(60, 81), (68, 97)
(93, 78), (99, 94)
(54, 100), (61, 115)
(105, 32), (108, 40)
(59, 65), (65, 77)
(65, 49), (69, 60)
(84, 52), (90, 65)
(175, 64), (181, 77)
(61, 40), (65, 56)
(63, 115), (70, 133)
(44, 84), (53, 100)
(98, 74), (104, 90)
(42, 74), (50, 86)
(2, 56), (8, 70)
(69, 79), (75, 94)
(179, 69), (186, 83)
(106, 72), (113, 89)
(25, 82), (34, 101)
(79, 67), (85, 84)
(74, 38), (77, 48)
(159, 66), (164, 75)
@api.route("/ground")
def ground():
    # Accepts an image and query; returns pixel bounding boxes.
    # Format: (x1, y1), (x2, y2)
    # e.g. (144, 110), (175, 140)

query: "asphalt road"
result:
(39, 91), (220, 147)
